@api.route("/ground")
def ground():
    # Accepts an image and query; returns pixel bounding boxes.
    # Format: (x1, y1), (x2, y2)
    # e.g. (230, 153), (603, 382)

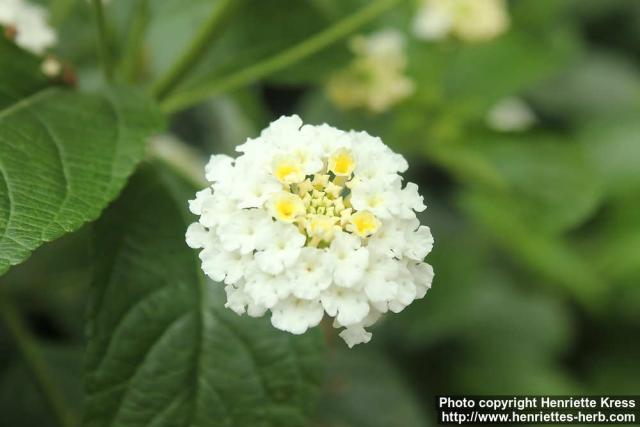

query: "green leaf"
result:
(459, 191), (605, 307)
(530, 54), (640, 122)
(317, 348), (428, 427)
(472, 134), (603, 233)
(144, 0), (351, 88)
(0, 343), (83, 427)
(579, 117), (640, 197)
(510, 0), (577, 32)
(84, 164), (324, 427)
(385, 235), (572, 361)
(408, 30), (578, 119)
(0, 31), (51, 108)
(582, 196), (640, 286)
(0, 87), (163, 275)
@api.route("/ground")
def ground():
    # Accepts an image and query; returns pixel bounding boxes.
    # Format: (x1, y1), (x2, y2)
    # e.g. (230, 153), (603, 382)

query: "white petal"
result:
(409, 262), (434, 298)
(205, 154), (235, 183)
(364, 278), (399, 302)
(321, 289), (370, 326)
(185, 223), (208, 249)
(270, 298), (324, 334)
(188, 188), (212, 215)
(339, 325), (372, 348)
(404, 225), (434, 260)
(412, 1), (453, 40)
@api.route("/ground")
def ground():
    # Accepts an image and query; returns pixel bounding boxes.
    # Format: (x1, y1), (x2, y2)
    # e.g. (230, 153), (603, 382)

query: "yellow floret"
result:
(324, 181), (342, 198)
(297, 179), (314, 196)
(348, 211), (381, 237)
(328, 148), (356, 176)
(306, 214), (340, 242)
(269, 192), (305, 223)
(312, 174), (330, 189)
(272, 155), (304, 184)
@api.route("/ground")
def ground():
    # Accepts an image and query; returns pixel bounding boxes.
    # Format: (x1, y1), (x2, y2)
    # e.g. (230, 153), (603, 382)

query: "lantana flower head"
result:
(413, 0), (509, 42)
(0, 0), (57, 54)
(326, 29), (414, 113)
(186, 116), (434, 347)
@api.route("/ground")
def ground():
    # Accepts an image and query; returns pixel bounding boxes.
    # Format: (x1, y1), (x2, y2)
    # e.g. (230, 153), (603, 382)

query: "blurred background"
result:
(1, 0), (640, 426)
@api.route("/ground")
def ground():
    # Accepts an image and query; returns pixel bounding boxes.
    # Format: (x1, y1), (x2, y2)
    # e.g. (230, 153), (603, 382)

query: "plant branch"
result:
(117, 0), (149, 83)
(151, 0), (237, 101)
(91, 0), (113, 81)
(160, 0), (405, 114)
(0, 293), (77, 427)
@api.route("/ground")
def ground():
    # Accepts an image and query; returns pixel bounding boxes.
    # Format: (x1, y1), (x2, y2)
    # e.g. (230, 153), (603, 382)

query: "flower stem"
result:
(91, 0), (113, 81)
(117, 0), (149, 83)
(161, 0), (405, 114)
(151, 0), (238, 101)
(0, 293), (77, 427)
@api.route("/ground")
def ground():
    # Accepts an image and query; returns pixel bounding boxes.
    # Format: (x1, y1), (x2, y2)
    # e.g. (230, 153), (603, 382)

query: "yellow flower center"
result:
(268, 148), (380, 246)
(328, 148), (356, 176)
(269, 192), (305, 223)
(272, 155), (304, 184)
(348, 211), (381, 237)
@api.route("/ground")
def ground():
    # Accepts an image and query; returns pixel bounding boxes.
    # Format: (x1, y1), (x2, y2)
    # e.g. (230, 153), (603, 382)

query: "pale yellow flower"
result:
(326, 29), (414, 113)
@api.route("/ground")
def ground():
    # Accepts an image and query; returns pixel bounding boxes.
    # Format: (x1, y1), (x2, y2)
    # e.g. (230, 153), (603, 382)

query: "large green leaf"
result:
(84, 164), (324, 427)
(0, 30), (51, 108)
(0, 88), (163, 275)
(143, 0), (355, 89)
(316, 348), (429, 427)
(529, 54), (640, 122)
(384, 233), (572, 361)
(582, 196), (640, 289)
(472, 134), (603, 233)
(377, 205), (577, 395)
(408, 29), (578, 120)
(579, 117), (640, 198)
(0, 342), (83, 427)
(458, 191), (605, 307)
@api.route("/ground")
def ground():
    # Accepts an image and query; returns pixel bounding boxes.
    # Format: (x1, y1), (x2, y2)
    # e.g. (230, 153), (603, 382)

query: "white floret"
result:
(289, 248), (333, 300)
(185, 223), (209, 249)
(350, 179), (398, 219)
(0, 0), (57, 54)
(321, 287), (370, 326)
(408, 262), (434, 299)
(204, 154), (235, 185)
(271, 298), (324, 335)
(413, 0), (509, 42)
(339, 326), (372, 348)
(394, 182), (427, 218)
(330, 232), (369, 288)
(199, 245), (249, 285)
(217, 209), (272, 254)
(359, 254), (400, 303)
(404, 225), (434, 261)
(232, 171), (281, 209)
(254, 222), (305, 274)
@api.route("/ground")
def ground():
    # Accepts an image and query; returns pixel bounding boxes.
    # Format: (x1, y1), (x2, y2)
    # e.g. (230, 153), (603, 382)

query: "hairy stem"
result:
(161, 0), (405, 114)
(91, 0), (113, 81)
(0, 293), (77, 427)
(151, 0), (237, 101)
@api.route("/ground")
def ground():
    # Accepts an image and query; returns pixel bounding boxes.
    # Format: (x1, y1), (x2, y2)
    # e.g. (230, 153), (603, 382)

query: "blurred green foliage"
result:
(1, 0), (640, 426)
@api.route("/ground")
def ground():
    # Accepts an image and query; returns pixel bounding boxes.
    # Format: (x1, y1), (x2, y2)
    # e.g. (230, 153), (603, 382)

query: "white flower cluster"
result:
(0, 0), (56, 54)
(413, 0), (509, 42)
(186, 116), (434, 347)
(326, 29), (414, 113)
